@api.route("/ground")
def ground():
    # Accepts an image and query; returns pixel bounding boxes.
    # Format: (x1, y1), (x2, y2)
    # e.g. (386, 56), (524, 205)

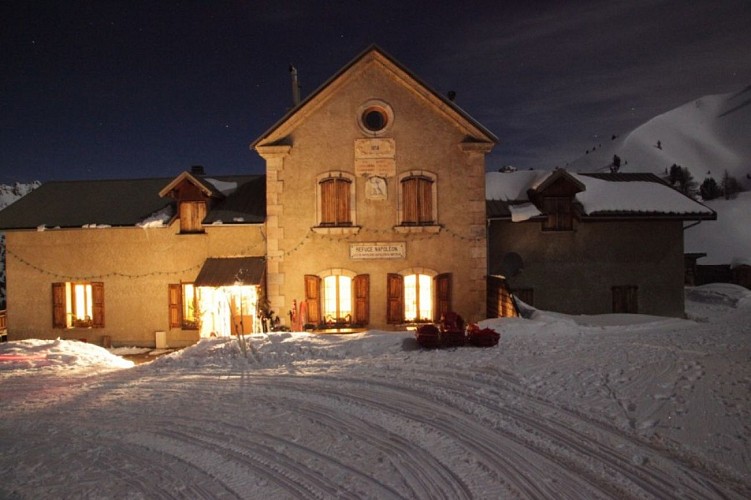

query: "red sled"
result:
(467, 327), (500, 347)
(415, 324), (442, 348)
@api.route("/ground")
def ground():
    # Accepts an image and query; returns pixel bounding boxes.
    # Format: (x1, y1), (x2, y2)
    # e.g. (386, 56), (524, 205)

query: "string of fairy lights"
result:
(5, 224), (484, 281)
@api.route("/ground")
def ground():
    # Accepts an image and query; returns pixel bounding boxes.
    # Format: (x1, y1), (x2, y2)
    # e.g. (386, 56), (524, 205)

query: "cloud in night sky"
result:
(1, 0), (749, 182)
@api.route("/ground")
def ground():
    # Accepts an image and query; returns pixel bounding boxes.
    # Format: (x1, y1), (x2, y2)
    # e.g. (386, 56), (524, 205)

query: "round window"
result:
(357, 100), (393, 135)
(362, 107), (388, 132)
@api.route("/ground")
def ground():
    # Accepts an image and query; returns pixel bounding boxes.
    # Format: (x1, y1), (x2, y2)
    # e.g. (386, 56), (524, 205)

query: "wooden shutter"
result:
(418, 177), (433, 223)
(304, 275), (322, 325)
(353, 274), (369, 326)
(320, 179), (335, 224)
(168, 284), (182, 328)
(336, 179), (351, 225)
(52, 282), (67, 328)
(180, 201), (206, 233)
(402, 178), (417, 224)
(91, 282), (105, 328)
(386, 273), (404, 324)
(434, 273), (452, 322)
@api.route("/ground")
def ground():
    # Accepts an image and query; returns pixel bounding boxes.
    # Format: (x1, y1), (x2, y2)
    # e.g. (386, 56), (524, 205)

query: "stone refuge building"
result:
(0, 46), (715, 347)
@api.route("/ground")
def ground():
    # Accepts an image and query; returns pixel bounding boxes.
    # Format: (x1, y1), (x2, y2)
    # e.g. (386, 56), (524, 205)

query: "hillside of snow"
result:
(568, 86), (751, 190)
(685, 190), (751, 266)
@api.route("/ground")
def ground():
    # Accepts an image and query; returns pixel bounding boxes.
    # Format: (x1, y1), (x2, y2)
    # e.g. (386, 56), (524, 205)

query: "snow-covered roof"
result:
(0, 175), (265, 230)
(486, 170), (716, 220)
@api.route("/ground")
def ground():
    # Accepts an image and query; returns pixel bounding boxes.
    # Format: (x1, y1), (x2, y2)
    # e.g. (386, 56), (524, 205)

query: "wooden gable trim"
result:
(158, 171), (223, 200)
(251, 45), (498, 149)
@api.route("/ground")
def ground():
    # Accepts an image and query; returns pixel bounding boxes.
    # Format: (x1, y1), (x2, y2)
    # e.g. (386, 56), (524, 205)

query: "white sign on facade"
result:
(350, 242), (406, 260)
(354, 138), (395, 159)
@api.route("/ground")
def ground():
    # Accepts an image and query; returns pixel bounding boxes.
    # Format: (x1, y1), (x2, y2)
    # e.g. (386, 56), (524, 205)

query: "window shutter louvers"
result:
(52, 282), (66, 328)
(168, 284), (182, 328)
(386, 273), (404, 324)
(434, 273), (452, 322)
(304, 275), (322, 325)
(91, 282), (105, 328)
(353, 274), (369, 326)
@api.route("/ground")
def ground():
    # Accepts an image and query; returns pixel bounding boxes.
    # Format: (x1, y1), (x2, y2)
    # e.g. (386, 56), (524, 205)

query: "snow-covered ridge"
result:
(568, 86), (751, 190)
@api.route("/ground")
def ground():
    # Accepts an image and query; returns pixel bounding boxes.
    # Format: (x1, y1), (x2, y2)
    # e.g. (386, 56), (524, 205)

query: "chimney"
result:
(191, 165), (205, 176)
(289, 64), (301, 107)
(447, 90), (456, 102)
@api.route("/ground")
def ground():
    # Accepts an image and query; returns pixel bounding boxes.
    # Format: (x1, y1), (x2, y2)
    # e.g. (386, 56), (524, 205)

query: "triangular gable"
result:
(251, 44), (498, 149)
(158, 171), (225, 199)
(530, 169), (586, 195)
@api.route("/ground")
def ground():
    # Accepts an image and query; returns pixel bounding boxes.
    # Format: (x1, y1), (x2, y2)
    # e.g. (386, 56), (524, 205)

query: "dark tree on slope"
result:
(721, 170), (743, 199)
(668, 164), (698, 197)
(610, 155), (622, 173)
(700, 177), (721, 200)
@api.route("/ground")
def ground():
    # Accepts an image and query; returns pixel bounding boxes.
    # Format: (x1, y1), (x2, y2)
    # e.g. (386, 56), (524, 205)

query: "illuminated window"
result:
(52, 282), (105, 328)
(305, 273), (369, 328)
(387, 272), (451, 324)
(398, 172), (437, 226)
(168, 283), (199, 330)
(323, 275), (352, 322)
(404, 274), (432, 322)
(318, 175), (354, 226)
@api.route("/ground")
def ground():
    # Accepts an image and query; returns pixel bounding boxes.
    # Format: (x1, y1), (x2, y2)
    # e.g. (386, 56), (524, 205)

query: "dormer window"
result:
(542, 197), (573, 231)
(179, 200), (207, 233)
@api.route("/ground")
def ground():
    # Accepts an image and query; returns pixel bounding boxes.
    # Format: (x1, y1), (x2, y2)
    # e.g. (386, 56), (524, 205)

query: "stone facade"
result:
(254, 47), (495, 330)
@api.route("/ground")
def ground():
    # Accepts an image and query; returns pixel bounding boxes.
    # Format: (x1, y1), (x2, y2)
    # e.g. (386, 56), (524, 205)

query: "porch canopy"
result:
(194, 257), (265, 287)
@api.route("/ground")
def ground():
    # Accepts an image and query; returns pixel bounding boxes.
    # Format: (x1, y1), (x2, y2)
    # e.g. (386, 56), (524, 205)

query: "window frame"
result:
(168, 283), (200, 330)
(52, 282), (105, 329)
(179, 200), (207, 234)
(397, 171), (438, 228)
(541, 196), (574, 232)
(305, 272), (369, 328)
(386, 270), (451, 324)
(316, 172), (356, 228)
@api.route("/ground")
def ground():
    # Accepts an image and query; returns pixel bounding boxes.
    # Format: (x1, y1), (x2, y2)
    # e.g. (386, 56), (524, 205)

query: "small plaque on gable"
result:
(355, 138), (395, 159)
(355, 158), (396, 178)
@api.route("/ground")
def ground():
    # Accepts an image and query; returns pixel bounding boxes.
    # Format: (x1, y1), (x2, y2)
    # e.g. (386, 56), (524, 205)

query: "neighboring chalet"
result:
(0, 46), (717, 347)
(486, 169), (716, 317)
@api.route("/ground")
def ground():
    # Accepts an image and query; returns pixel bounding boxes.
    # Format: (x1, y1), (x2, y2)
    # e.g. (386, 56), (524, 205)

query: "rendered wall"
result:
(259, 62), (490, 329)
(5, 222), (265, 346)
(488, 219), (686, 317)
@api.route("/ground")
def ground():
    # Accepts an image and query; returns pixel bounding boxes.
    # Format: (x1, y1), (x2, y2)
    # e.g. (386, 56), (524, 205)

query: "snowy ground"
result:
(1, 284), (750, 499)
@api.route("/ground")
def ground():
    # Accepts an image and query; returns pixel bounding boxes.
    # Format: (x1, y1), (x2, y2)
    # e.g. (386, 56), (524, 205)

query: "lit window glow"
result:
(404, 274), (432, 321)
(72, 283), (92, 322)
(323, 275), (352, 321)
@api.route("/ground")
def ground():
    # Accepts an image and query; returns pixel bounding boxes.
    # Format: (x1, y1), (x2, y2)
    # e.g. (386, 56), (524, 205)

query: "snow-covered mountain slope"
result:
(0, 182), (40, 211)
(685, 190), (751, 266)
(568, 86), (751, 190)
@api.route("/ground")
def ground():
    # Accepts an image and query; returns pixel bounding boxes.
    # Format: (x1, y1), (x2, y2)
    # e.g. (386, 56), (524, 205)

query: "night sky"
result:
(2, 0), (750, 183)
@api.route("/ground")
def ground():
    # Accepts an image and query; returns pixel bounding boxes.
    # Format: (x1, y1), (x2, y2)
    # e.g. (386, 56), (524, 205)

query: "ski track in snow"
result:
(2, 359), (748, 499)
(1, 287), (750, 499)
